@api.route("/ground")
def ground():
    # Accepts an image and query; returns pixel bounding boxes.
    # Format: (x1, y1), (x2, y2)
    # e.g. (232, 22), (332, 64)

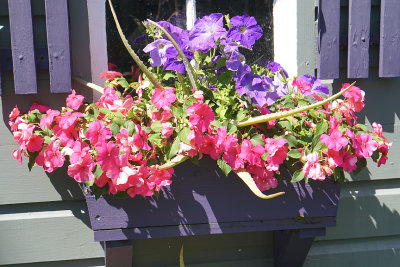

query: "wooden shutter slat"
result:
(348, 0), (371, 78)
(318, 0), (340, 79)
(45, 0), (72, 93)
(8, 0), (37, 94)
(379, 0), (400, 77)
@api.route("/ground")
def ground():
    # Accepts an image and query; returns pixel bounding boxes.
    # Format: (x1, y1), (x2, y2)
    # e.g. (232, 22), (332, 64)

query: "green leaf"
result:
(352, 158), (367, 176)
(236, 110), (247, 122)
(283, 135), (298, 147)
(124, 120), (135, 135)
(150, 121), (163, 132)
(315, 121), (329, 136)
(312, 134), (323, 152)
(278, 120), (291, 130)
(168, 137), (181, 160)
(93, 164), (103, 179)
(27, 151), (39, 171)
(250, 134), (265, 146)
(99, 108), (111, 115)
(84, 179), (95, 187)
(333, 167), (345, 182)
(114, 190), (129, 199)
(93, 184), (109, 200)
(227, 123), (237, 135)
(162, 72), (176, 80)
(178, 127), (191, 145)
(171, 106), (187, 119)
(115, 77), (129, 88)
(287, 149), (302, 159)
(291, 169), (305, 182)
(261, 151), (268, 161)
(354, 124), (367, 132)
(217, 158), (232, 176)
(108, 123), (120, 135)
(148, 133), (162, 146)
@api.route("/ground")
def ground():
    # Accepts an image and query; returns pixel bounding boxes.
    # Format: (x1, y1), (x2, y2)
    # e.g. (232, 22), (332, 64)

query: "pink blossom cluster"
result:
(9, 72), (391, 198)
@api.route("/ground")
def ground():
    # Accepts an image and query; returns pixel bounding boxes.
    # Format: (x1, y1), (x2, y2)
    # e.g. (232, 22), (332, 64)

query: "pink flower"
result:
(151, 88), (176, 109)
(108, 63), (119, 71)
(98, 87), (119, 106)
(264, 138), (288, 166)
(53, 125), (78, 148)
(372, 122), (383, 138)
(132, 125), (151, 151)
(136, 75), (149, 99)
(341, 151), (357, 172)
(9, 105), (20, 121)
(40, 109), (60, 129)
(193, 90), (204, 102)
(303, 152), (325, 180)
(26, 134), (44, 153)
(29, 102), (51, 113)
(13, 123), (35, 149)
(161, 122), (174, 139)
(353, 133), (378, 158)
(199, 134), (221, 160)
(100, 71), (123, 80)
(70, 141), (90, 164)
(96, 141), (121, 179)
(293, 78), (311, 94)
(320, 129), (348, 151)
(67, 154), (95, 182)
(186, 103), (215, 132)
(147, 167), (174, 191)
(86, 121), (112, 146)
(12, 149), (23, 165)
(36, 140), (65, 173)
(66, 90), (85, 110)
(239, 139), (265, 166)
(56, 111), (83, 130)
(377, 141), (391, 167)
(341, 83), (365, 112)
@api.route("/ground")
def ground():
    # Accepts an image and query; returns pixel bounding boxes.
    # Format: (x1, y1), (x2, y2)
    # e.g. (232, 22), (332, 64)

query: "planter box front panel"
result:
(85, 157), (340, 241)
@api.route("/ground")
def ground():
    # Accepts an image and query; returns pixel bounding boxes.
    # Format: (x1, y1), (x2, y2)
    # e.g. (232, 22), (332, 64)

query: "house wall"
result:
(1, 0), (399, 266)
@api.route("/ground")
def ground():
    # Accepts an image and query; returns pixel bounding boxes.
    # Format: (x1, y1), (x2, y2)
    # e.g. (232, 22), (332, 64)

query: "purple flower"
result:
(267, 61), (289, 78)
(299, 74), (329, 95)
(143, 39), (173, 67)
(164, 47), (193, 74)
(226, 51), (246, 71)
(227, 15), (263, 49)
(261, 76), (287, 106)
(189, 13), (227, 51)
(221, 39), (239, 53)
(236, 73), (269, 107)
(156, 21), (189, 47)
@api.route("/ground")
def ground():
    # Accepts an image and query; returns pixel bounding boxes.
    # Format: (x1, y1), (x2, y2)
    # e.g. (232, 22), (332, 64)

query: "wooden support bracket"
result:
(273, 228), (326, 267)
(104, 240), (134, 267)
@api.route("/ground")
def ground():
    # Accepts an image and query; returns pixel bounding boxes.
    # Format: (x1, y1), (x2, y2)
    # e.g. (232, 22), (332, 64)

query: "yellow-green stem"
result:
(108, 0), (164, 89)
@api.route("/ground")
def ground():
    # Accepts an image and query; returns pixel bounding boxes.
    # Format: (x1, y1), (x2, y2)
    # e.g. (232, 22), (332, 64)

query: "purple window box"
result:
(84, 157), (340, 266)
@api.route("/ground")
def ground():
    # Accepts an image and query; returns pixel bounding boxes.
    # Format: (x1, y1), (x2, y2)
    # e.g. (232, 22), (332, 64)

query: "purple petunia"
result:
(189, 13), (227, 51)
(227, 15), (263, 49)
(143, 39), (173, 67)
(156, 21), (189, 47)
(298, 74), (329, 96)
(226, 51), (246, 72)
(164, 47), (193, 74)
(267, 61), (289, 78)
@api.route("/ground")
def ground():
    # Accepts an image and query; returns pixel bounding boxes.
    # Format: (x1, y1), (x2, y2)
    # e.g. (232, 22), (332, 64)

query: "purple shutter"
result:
(379, 0), (400, 77)
(317, 0), (340, 79)
(348, 0), (371, 78)
(8, 0), (37, 94)
(45, 0), (72, 93)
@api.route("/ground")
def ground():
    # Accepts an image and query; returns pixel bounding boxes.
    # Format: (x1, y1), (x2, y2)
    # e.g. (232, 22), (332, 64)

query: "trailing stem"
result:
(108, 0), (164, 89)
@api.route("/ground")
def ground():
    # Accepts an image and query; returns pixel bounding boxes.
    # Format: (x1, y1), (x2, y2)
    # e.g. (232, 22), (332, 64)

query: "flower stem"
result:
(176, 72), (190, 95)
(107, 0), (164, 90)
(236, 82), (356, 127)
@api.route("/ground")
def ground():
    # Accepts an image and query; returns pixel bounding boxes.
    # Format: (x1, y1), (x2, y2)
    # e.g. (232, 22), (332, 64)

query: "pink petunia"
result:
(36, 140), (65, 173)
(67, 154), (95, 182)
(303, 152), (325, 180)
(9, 105), (20, 121)
(66, 90), (85, 110)
(353, 133), (378, 158)
(186, 103), (215, 132)
(199, 134), (221, 160)
(239, 139), (265, 166)
(86, 121), (112, 146)
(29, 102), (51, 113)
(26, 134), (44, 153)
(100, 71), (123, 80)
(147, 167), (174, 191)
(132, 125), (151, 151)
(151, 88), (176, 109)
(40, 109), (60, 129)
(320, 129), (348, 151)
(96, 141), (121, 179)
(293, 78), (311, 95)
(264, 138), (288, 166)
(161, 122), (174, 139)
(55, 111), (83, 130)
(341, 83), (365, 112)
(341, 151), (358, 172)
(70, 141), (90, 164)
